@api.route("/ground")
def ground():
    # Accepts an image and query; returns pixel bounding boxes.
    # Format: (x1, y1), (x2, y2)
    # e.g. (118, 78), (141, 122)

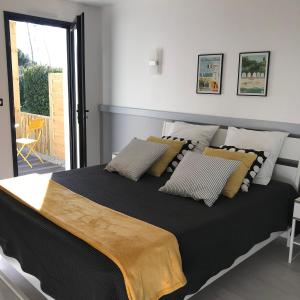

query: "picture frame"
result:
(237, 51), (270, 96)
(196, 53), (224, 94)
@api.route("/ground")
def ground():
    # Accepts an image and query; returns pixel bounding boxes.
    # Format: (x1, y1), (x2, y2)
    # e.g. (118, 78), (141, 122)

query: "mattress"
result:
(0, 166), (297, 300)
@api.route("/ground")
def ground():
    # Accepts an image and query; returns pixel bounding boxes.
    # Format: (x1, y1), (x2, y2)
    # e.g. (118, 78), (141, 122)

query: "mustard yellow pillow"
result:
(147, 136), (185, 177)
(203, 147), (257, 198)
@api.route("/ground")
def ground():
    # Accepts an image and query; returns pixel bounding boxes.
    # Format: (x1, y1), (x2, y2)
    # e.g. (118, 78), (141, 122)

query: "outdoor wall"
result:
(49, 73), (65, 161)
(101, 0), (300, 125)
(0, 0), (102, 179)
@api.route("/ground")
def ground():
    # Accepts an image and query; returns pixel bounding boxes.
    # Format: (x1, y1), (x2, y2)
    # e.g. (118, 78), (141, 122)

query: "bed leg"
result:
(289, 220), (296, 263)
(286, 228), (292, 248)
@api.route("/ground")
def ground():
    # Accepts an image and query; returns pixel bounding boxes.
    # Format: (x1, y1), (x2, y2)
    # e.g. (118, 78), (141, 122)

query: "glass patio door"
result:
(4, 11), (88, 176)
(69, 13), (88, 169)
(4, 11), (73, 176)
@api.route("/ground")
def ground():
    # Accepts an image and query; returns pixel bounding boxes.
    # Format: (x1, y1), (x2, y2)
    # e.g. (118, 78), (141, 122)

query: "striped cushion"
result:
(159, 151), (240, 207)
(106, 138), (169, 181)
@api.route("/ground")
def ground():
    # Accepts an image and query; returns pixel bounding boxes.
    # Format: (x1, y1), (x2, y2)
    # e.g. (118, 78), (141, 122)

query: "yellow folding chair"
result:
(16, 118), (45, 168)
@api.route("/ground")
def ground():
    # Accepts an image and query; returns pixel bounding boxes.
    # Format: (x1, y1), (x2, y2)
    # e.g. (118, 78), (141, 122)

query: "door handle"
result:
(76, 109), (89, 119)
(76, 109), (89, 112)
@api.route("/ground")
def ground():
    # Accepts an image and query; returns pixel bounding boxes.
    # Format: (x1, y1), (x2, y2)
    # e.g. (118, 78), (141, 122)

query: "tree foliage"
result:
(18, 49), (34, 68)
(241, 57), (266, 74)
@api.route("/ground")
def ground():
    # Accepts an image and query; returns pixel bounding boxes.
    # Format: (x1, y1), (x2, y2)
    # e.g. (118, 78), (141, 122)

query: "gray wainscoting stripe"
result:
(99, 105), (300, 137)
(99, 104), (300, 163)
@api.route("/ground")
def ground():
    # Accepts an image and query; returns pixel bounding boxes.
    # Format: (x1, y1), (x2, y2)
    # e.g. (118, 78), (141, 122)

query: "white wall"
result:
(0, 0), (102, 179)
(101, 0), (300, 124)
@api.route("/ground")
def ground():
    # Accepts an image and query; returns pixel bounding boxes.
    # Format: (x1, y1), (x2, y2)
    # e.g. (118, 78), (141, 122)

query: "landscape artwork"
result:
(196, 54), (223, 94)
(237, 51), (270, 96)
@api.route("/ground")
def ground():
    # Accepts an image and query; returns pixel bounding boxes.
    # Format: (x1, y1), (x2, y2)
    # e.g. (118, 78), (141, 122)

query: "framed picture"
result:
(237, 51), (270, 96)
(196, 53), (223, 94)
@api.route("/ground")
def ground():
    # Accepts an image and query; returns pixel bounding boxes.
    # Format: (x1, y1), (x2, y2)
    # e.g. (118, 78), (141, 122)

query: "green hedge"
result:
(20, 65), (62, 116)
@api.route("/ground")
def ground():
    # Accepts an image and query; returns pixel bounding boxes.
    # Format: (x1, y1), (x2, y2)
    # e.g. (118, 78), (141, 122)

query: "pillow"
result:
(164, 121), (219, 152)
(203, 147), (257, 198)
(219, 145), (269, 192)
(146, 136), (185, 177)
(159, 151), (240, 207)
(162, 136), (197, 172)
(225, 127), (288, 185)
(105, 138), (169, 181)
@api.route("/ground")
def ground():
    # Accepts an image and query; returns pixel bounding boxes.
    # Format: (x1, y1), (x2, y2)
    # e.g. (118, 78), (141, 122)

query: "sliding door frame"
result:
(71, 13), (87, 168)
(3, 11), (79, 176)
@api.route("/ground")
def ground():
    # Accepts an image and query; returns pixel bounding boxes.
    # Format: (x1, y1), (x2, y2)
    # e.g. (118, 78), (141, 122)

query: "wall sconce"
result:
(149, 48), (163, 74)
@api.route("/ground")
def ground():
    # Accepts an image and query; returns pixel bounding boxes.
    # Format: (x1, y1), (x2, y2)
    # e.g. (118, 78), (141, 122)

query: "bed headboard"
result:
(162, 121), (300, 191)
(99, 104), (300, 191)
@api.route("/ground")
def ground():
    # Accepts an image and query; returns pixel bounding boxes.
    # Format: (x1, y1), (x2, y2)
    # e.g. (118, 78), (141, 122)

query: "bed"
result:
(0, 164), (298, 300)
(0, 122), (300, 300)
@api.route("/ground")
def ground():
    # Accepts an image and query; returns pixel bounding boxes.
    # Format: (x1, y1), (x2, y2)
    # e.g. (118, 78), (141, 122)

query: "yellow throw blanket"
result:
(0, 174), (186, 300)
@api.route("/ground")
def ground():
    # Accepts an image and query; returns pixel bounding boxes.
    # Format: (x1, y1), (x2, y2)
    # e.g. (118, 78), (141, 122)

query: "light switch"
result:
(0, 98), (3, 107)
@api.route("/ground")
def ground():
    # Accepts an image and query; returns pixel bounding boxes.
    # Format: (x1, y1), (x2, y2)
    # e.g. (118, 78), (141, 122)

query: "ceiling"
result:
(67, 0), (120, 6)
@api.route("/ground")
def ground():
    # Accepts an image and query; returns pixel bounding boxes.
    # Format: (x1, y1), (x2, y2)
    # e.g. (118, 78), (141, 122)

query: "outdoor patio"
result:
(18, 155), (65, 176)
(9, 20), (67, 178)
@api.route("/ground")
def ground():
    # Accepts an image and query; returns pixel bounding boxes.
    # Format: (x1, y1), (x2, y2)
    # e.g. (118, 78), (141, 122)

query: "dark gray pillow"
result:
(159, 151), (240, 207)
(106, 138), (169, 181)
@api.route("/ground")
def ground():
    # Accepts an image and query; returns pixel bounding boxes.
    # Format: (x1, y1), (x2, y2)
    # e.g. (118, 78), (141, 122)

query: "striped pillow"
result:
(159, 151), (240, 207)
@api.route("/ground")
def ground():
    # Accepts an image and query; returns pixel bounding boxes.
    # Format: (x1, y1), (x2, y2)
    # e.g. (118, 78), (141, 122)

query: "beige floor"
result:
(0, 279), (19, 300)
(192, 238), (300, 300)
(0, 254), (48, 300)
(0, 238), (299, 300)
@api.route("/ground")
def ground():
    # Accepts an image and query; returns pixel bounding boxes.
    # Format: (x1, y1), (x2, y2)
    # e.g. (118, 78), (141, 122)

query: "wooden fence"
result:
(49, 73), (65, 160)
(17, 112), (51, 155)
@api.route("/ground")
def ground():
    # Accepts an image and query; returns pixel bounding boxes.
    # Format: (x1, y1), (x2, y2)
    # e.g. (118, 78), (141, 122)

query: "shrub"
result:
(21, 65), (62, 116)
(18, 49), (35, 108)
(19, 73), (25, 107)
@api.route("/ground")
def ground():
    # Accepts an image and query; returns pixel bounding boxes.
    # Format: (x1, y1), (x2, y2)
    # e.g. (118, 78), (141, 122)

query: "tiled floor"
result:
(18, 155), (65, 176)
(0, 253), (48, 300)
(192, 238), (300, 300)
(0, 279), (19, 300)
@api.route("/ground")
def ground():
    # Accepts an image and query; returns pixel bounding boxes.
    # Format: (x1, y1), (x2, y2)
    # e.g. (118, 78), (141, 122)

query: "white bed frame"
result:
(163, 121), (300, 299)
(0, 122), (299, 300)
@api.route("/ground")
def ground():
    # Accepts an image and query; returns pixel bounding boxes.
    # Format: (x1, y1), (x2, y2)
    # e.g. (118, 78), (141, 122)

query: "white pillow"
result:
(224, 127), (289, 185)
(163, 121), (219, 152)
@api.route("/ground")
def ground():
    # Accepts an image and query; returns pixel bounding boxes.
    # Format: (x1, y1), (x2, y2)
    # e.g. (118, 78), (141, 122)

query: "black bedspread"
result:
(0, 166), (297, 300)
